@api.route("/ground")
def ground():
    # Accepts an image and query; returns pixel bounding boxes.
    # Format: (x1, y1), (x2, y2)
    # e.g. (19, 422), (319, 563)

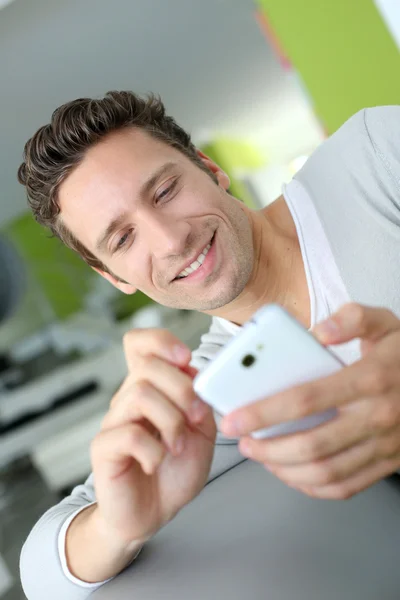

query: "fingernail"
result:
(189, 398), (208, 422)
(174, 433), (185, 455)
(172, 344), (189, 363)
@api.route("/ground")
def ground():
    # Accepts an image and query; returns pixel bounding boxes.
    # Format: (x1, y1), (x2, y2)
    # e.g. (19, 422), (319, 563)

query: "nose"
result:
(140, 211), (191, 258)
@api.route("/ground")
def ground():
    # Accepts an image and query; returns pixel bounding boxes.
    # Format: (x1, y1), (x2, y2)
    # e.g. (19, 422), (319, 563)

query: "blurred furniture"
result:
(0, 456), (59, 599)
(23, 310), (211, 492)
(0, 234), (28, 598)
(92, 460), (400, 600)
(0, 230), (211, 496)
(0, 235), (25, 324)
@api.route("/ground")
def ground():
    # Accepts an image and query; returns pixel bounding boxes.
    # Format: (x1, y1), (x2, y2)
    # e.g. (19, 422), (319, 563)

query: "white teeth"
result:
(177, 242), (212, 279)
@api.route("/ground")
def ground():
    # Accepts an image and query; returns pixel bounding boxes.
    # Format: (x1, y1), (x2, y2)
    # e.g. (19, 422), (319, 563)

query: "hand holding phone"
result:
(194, 304), (343, 439)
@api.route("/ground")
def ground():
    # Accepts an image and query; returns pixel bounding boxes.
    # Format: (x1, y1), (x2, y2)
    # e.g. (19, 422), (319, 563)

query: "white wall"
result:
(0, 0), (323, 226)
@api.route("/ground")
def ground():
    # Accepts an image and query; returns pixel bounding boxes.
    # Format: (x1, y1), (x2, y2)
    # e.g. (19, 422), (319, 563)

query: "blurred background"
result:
(0, 0), (398, 596)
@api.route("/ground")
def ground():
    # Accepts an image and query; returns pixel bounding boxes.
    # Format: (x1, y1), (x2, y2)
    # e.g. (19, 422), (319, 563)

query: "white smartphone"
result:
(193, 304), (344, 439)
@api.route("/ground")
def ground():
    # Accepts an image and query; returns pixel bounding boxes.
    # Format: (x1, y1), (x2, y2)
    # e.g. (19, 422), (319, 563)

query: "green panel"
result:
(3, 213), (95, 319)
(202, 137), (266, 208)
(257, 0), (400, 133)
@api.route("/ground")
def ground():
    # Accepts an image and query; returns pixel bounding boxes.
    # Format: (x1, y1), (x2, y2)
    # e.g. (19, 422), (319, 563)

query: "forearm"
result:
(65, 504), (143, 584)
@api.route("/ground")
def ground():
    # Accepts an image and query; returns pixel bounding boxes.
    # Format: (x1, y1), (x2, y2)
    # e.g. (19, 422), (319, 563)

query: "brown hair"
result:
(18, 90), (216, 272)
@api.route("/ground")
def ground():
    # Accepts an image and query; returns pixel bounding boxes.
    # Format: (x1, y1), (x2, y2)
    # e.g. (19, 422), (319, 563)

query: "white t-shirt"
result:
(282, 179), (361, 365)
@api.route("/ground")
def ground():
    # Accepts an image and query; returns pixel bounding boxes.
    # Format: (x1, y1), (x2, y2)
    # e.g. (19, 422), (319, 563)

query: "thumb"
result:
(312, 303), (399, 346)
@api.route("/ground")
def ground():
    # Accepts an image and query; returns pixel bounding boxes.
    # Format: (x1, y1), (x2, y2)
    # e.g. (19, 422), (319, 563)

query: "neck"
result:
(205, 196), (311, 328)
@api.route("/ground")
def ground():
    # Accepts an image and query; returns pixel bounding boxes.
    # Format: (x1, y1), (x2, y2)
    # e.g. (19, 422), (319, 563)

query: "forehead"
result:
(60, 128), (183, 208)
(58, 128), (186, 239)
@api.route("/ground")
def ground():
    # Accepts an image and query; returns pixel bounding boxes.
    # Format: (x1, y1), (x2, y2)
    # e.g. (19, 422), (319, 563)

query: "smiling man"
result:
(58, 130), (256, 314)
(18, 92), (400, 599)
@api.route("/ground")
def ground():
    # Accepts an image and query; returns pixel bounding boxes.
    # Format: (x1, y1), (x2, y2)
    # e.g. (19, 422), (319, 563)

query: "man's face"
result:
(59, 128), (254, 311)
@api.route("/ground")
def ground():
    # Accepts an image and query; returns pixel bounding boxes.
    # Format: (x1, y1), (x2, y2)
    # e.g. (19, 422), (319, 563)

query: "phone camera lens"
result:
(242, 354), (256, 368)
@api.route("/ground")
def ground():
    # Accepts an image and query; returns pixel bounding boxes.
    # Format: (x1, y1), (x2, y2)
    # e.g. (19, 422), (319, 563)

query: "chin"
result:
(195, 279), (248, 312)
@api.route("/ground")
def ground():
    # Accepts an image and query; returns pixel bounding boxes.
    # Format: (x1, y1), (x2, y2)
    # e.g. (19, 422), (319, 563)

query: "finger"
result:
(102, 380), (187, 455)
(221, 358), (385, 437)
(133, 355), (208, 422)
(123, 328), (191, 372)
(91, 423), (166, 478)
(238, 404), (371, 465)
(313, 303), (400, 346)
(181, 364), (199, 379)
(264, 437), (380, 487)
(303, 454), (400, 500)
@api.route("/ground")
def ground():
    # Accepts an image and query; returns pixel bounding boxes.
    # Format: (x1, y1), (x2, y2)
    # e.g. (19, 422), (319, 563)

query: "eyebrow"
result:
(95, 161), (178, 253)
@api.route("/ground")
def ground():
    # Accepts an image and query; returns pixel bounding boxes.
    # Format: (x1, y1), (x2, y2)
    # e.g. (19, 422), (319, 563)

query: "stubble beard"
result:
(162, 209), (254, 312)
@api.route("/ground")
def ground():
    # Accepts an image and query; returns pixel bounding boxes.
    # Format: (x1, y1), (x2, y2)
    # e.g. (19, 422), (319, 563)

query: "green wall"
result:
(257, 0), (400, 133)
(201, 137), (266, 208)
(2, 212), (152, 327)
(4, 213), (94, 319)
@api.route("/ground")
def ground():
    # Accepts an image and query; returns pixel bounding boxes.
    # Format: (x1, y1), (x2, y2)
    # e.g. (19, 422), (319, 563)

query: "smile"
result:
(176, 241), (212, 279)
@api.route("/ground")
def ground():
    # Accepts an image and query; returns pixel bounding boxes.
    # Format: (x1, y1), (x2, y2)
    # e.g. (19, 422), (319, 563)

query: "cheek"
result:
(110, 246), (150, 286)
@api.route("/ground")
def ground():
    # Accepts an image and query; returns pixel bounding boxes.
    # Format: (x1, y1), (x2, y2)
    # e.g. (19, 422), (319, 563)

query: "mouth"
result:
(173, 233), (216, 283)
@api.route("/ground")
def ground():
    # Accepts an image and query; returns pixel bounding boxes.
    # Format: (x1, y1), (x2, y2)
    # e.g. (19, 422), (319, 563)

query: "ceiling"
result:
(0, 0), (323, 225)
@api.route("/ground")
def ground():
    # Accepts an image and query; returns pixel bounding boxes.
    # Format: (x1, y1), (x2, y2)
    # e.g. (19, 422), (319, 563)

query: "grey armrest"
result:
(92, 461), (400, 600)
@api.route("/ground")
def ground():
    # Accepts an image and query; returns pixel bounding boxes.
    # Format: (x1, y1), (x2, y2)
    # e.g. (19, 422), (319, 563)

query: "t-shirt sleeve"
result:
(20, 474), (114, 600)
(363, 105), (400, 210)
(294, 105), (400, 315)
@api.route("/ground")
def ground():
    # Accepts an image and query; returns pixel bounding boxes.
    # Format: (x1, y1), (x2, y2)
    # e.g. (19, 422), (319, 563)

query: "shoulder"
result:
(363, 106), (400, 190)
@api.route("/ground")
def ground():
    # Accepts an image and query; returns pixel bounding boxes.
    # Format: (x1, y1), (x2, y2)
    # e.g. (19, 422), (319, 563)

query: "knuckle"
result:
(134, 355), (161, 380)
(311, 462), (338, 486)
(127, 423), (144, 447)
(165, 414), (185, 437)
(109, 379), (127, 408)
(383, 308), (396, 320)
(100, 412), (111, 430)
(180, 381), (196, 404)
(138, 354), (154, 372)
(345, 303), (367, 332)
(109, 393), (118, 409)
(360, 364), (391, 396)
(380, 433), (400, 458)
(335, 486), (353, 500)
(329, 484), (352, 501)
(370, 401), (396, 432)
(123, 327), (176, 354)
(148, 327), (177, 348)
(122, 331), (133, 347)
(134, 379), (152, 398)
(122, 329), (138, 351)
(297, 435), (322, 460)
(90, 433), (100, 456)
(90, 431), (106, 459)
(295, 388), (317, 418)
(156, 327), (176, 342)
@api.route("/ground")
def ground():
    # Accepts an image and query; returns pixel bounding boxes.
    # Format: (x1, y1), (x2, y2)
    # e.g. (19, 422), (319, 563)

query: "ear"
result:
(92, 267), (137, 295)
(196, 150), (230, 191)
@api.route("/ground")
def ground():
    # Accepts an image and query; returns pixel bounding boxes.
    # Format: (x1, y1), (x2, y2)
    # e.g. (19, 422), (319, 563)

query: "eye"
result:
(114, 229), (133, 252)
(118, 232), (129, 247)
(156, 178), (178, 203)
